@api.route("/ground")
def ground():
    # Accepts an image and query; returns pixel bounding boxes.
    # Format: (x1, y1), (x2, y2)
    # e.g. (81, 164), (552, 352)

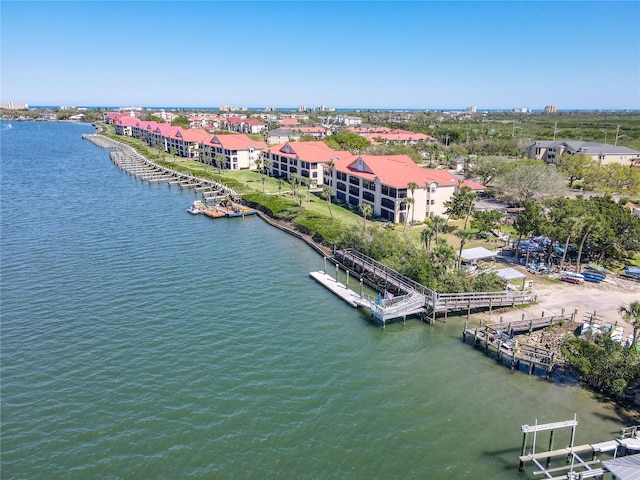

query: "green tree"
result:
(171, 117), (190, 128)
(403, 197), (414, 231)
(324, 131), (371, 153)
(322, 186), (334, 219)
(360, 203), (372, 228)
(466, 157), (507, 186)
(407, 181), (419, 224)
(214, 154), (226, 173)
(455, 229), (475, 268)
(555, 153), (597, 188)
(444, 186), (476, 229)
(429, 215), (447, 246)
(470, 210), (504, 238)
(420, 225), (435, 250)
(513, 200), (543, 260)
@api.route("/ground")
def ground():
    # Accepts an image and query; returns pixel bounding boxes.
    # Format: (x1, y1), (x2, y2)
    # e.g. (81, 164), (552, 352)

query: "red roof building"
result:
(330, 154), (458, 223)
(264, 141), (349, 187)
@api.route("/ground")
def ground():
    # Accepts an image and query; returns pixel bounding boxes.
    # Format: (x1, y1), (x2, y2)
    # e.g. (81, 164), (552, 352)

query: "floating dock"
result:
(309, 271), (364, 307)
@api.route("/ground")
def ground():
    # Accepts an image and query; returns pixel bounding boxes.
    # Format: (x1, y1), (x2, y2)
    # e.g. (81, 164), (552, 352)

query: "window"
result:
(363, 191), (375, 202)
(349, 186), (359, 196)
(348, 195), (359, 206)
(337, 171), (347, 181)
(381, 198), (395, 209)
(362, 179), (375, 191)
(349, 176), (360, 186)
(337, 182), (346, 192)
(430, 199), (435, 205)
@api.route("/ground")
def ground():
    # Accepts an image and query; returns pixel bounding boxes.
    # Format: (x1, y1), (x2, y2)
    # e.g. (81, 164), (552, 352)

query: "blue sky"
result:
(1, 1), (638, 110)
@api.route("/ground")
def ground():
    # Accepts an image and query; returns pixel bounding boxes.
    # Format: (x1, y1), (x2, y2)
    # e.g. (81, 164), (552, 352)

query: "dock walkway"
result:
(327, 249), (536, 326)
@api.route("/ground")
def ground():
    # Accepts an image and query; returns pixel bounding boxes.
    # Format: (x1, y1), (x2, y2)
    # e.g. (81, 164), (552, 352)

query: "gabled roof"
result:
(137, 121), (160, 131)
(267, 141), (349, 163)
(461, 179), (486, 191)
(280, 118), (298, 126)
(174, 128), (212, 143)
(334, 154), (458, 188)
(154, 124), (181, 136)
(115, 116), (139, 127)
(209, 133), (266, 150)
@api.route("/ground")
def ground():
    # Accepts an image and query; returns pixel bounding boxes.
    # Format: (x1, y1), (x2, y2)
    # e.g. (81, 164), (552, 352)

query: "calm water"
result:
(0, 121), (634, 479)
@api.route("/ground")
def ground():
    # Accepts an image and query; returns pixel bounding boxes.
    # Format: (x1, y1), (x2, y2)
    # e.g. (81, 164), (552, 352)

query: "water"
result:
(1, 121), (635, 479)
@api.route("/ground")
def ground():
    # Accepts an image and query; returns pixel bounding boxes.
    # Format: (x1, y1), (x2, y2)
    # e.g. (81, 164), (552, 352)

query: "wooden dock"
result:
(309, 271), (365, 307)
(82, 133), (240, 203)
(331, 249), (536, 325)
(461, 313), (574, 378)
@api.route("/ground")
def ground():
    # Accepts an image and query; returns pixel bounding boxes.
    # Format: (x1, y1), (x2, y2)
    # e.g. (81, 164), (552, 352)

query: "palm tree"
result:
(558, 217), (583, 271)
(324, 158), (336, 186)
(455, 229), (475, 269)
(214, 154), (226, 174)
(361, 203), (372, 228)
(263, 158), (273, 177)
(575, 220), (596, 273)
(277, 179), (283, 197)
(403, 197), (414, 231)
(421, 225), (435, 250)
(619, 301), (640, 348)
(322, 186), (334, 219)
(304, 178), (311, 210)
(430, 215), (447, 246)
(407, 181), (419, 224)
(458, 187), (477, 230)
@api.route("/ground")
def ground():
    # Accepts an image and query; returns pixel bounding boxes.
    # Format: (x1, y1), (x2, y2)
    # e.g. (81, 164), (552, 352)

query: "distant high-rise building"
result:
(544, 105), (557, 113)
(466, 106), (476, 114)
(298, 105), (306, 112)
(0, 102), (29, 110)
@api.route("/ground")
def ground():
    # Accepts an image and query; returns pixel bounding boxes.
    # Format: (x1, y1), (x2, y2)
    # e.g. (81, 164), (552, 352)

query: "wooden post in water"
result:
(519, 431), (528, 472)
(324, 256), (327, 274)
(546, 429), (555, 468)
(463, 321), (468, 342)
(346, 270), (350, 286)
(360, 278), (363, 298)
(335, 263), (339, 282)
(444, 299), (448, 323)
(467, 300), (471, 319)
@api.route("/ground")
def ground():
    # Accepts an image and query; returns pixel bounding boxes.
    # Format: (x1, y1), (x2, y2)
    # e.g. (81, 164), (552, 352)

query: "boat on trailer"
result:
(558, 271), (585, 285)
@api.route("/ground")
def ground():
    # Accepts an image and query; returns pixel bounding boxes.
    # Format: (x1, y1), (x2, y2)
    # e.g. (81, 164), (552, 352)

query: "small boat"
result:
(187, 200), (204, 215)
(558, 272), (584, 285)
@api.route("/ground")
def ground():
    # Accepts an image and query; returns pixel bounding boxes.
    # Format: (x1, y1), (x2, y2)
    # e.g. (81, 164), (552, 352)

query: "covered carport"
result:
(459, 247), (497, 265)
(495, 267), (530, 291)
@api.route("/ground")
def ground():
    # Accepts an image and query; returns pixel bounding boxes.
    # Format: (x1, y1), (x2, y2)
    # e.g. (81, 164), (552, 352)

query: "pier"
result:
(82, 133), (240, 206)
(323, 249), (536, 326)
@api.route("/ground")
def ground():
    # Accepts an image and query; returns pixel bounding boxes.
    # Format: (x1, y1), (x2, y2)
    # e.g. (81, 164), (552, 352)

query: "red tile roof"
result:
(334, 154), (458, 188)
(267, 141), (349, 163)
(209, 133), (266, 150)
(115, 116), (139, 127)
(461, 179), (486, 191)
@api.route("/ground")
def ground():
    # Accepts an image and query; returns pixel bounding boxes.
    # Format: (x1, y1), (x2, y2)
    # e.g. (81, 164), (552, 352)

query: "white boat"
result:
(187, 200), (204, 215)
